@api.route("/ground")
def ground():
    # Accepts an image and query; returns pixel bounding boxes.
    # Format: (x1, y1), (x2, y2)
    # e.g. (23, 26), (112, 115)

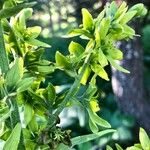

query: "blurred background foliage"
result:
(27, 0), (150, 149)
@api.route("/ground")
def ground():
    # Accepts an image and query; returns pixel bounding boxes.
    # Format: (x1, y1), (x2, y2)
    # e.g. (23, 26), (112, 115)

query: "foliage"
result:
(107, 128), (150, 150)
(0, 0), (147, 150)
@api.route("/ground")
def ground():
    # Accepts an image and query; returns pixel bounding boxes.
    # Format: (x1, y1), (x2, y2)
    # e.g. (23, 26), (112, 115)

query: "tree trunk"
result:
(111, 20), (150, 133)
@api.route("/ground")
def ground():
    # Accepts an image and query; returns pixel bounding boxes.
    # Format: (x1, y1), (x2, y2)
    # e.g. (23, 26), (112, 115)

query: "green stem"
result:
(0, 20), (9, 73)
(0, 20), (25, 149)
(50, 53), (91, 126)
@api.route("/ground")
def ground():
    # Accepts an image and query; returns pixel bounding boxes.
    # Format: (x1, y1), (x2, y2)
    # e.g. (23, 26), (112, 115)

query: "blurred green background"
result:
(28, 0), (150, 149)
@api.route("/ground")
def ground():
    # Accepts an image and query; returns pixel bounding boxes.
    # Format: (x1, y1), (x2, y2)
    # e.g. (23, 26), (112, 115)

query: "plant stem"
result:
(50, 53), (91, 126)
(0, 20), (25, 149)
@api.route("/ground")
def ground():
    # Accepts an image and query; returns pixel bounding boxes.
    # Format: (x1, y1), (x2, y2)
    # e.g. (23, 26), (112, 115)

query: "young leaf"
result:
(89, 118), (99, 133)
(99, 18), (110, 40)
(66, 29), (93, 38)
(27, 26), (42, 39)
(69, 41), (84, 56)
(98, 49), (108, 67)
(24, 104), (34, 126)
(115, 144), (124, 150)
(106, 145), (113, 150)
(71, 129), (115, 146)
(80, 66), (91, 85)
(3, 123), (21, 150)
(43, 83), (56, 105)
(16, 77), (34, 92)
(107, 56), (130, 73)
(129, 3), (147, 17)
(55, 51), (71, 69)
(91, 63), (109, 81)
(19, 8), (33, 29)
(107, 48), (123, 60)
(119, 11), (137, 24)
(26, 39), (51, 48)
(126, 146), (141, 150)
(139, 128), (150, 150)
(82, 8), (94, 31)
(5, 58), (24, 88)
(87, 108), (111, 128)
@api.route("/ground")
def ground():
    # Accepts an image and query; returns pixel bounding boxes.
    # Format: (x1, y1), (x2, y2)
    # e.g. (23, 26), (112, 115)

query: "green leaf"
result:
(69, 41), (84, 56)
(120, 11), (137, 24)
(24, 104), (34, 126)
(6, 58), (24, 88)
(91, 64), (109, 81)
(87, 108), (111, 128)
(129, 3), (147, 17)
(98, 49), (108, 67)
(19, 8), (33, 29)
(0, 2), (37, 19)
(107, 48), (123, 60)
(139, 128), (150, 150)
(99, 18), (110, 40)
(106, 145), (113, 150)
(114, 1), (127, 20)
(126, 146), (142, 150)
(26, 39), (51, 48)
(89, 118), (99, 133)
(123, 25), (135, 38)
(16, 77), (34, 92)
(82, 8), (94, 31)
(0, 108), (12, 123)
(71, 129), (115, 146)
(55, 51), (71, 69)
(66, 29), (93, 38)
(80, 66), (91, 85)
(3, 123), (21, 150)
(115, 144), (123, 150)
(27, 26), (41, 38)
(37, 65), (55, 74)
(43, 83), (56, 105)
(28, 116), (38, 132)
(107, 56), (130, 73)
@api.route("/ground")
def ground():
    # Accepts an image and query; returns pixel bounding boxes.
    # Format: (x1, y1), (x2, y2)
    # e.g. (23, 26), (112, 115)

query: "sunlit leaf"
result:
(71, 129), (115, 146)
(139, 128), (150, 150)
(82, 8), (94, 31)
(69, 41), (84, 56)
(3, 123), (21, 150)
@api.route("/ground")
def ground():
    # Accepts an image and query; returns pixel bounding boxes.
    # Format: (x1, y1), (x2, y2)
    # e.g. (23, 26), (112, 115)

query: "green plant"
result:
(107, 128), (150, 150)
(0, 1), (147, 150)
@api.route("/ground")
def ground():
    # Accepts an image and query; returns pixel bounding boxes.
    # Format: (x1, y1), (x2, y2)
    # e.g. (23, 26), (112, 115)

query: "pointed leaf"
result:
(82, 8), (94, 31)
(91, 64), (109, 81)
(24, 104), (34, 126)
(71, 129), (115, 146)
(106, 145), (113, 150)
(69, 41), (84, 56)
(89, 118), (99, 133)
(139, 128), (150, 150)
(16, 77), (34, 92)
(3, 123), (21, 150)
(99, 18), (110, 40)
(87, 108), (111, 128)
(6, 58), (23, 88)
(107, 56), (130, 73)
(115, 144), (123, 150)
(55, 51), (71, 69)
(26, 39), (51, 48)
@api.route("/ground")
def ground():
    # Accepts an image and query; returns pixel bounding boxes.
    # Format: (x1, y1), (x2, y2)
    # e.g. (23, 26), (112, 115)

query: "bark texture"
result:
(111, 20), (150, 133)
